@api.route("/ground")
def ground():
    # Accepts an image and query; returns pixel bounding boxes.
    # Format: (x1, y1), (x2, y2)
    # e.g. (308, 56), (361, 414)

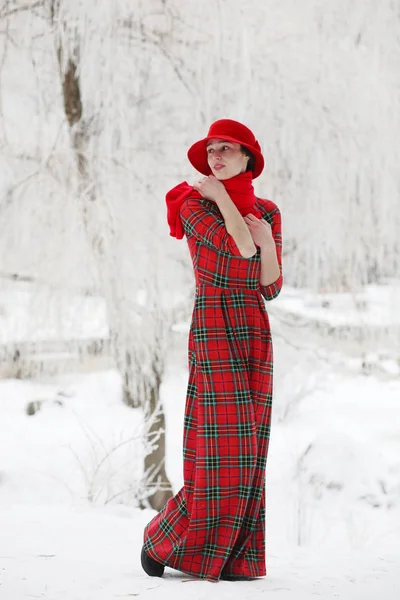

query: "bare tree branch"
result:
(0, 7), (10, 142)
(0, 1), (44, 20)
(2, 118), (65, 202)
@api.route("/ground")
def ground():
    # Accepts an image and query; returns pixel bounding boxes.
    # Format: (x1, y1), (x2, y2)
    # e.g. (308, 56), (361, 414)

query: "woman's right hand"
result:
(193, 175), (226, 203)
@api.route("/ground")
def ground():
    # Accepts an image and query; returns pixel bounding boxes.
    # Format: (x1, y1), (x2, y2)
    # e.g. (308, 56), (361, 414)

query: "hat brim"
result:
(187, 135), (264, 179)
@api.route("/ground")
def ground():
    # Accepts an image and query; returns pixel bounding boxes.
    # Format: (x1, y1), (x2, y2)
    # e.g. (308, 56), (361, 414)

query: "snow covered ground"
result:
(1, 343), (400, 598)
(1, 504), (399, 599)
(276, 282), (400, 328)
(1, 282), (400, 598)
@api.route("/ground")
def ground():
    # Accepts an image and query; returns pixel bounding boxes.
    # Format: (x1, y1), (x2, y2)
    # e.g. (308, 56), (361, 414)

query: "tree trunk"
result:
(52, 17), (172, 509)
(143, 368), (173, 511)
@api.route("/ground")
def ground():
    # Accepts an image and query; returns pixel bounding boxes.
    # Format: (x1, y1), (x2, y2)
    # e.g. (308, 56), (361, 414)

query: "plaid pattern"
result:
(143, 197), (283, 581)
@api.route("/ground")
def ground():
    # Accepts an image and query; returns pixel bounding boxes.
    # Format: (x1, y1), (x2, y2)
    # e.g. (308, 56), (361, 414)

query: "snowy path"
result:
(1, 506), (399, 600)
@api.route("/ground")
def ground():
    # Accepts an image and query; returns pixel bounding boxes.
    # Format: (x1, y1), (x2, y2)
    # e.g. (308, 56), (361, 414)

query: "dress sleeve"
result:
(179, 197), (243, 256)
(260, 204), (283, 301)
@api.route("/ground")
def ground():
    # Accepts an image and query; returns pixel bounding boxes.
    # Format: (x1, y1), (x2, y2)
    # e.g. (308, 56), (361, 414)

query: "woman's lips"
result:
(213, 164), (224, 171)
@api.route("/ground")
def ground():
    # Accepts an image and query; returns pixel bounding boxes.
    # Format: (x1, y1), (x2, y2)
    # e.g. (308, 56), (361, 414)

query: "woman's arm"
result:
(213, 189), (257, 258)
(259, 241), (280, 285)
(193, 176), (257, 258)
(180, 198), (244, 256)
(244, 207), (283, 300)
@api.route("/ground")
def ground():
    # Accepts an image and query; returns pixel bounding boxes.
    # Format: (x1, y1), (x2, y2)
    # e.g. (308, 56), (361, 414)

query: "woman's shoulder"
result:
(181, 195), (220, 214)
(255, 197), (281, 217)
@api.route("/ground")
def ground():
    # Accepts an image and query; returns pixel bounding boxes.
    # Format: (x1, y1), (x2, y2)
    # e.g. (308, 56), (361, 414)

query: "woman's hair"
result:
(240, 145), (256, 172)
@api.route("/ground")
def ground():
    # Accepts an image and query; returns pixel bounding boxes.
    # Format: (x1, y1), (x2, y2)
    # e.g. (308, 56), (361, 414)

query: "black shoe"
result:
(141, 546), (165, 577)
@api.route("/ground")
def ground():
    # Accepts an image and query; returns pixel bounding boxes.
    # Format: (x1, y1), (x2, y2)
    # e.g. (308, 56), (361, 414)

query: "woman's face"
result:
(206, 139), (250, 180)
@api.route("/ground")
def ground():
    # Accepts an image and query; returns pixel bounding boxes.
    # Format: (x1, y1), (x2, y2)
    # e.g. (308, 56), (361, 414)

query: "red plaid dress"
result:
(143, 196), (283, 581)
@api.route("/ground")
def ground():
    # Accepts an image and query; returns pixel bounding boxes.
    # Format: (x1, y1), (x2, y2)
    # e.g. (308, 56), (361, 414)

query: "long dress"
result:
(143, 195), (283, 582)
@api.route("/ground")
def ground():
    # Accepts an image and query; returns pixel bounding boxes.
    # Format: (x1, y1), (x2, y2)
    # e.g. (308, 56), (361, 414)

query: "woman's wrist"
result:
(213, 189), (231, 205)
(259, 240), (276, 253)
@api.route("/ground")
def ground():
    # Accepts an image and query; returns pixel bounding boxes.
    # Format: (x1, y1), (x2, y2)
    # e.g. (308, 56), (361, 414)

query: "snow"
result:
(1, 351), (400, 598)
(275, 284), (400, 328)
(0, 373), (143, 507)
(1, 505), (399, 599)
(0, 287), (108, 344)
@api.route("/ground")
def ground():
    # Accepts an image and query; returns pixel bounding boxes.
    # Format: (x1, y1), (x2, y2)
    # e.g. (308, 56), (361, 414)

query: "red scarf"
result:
(166, 171), (262, 239)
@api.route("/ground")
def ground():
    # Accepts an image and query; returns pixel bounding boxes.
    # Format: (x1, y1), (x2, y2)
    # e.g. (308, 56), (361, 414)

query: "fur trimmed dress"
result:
(143, 195), (282, 581)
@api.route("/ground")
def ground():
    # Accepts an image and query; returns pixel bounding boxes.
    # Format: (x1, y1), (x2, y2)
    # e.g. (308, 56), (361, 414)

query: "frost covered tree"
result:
(46, 0), (214, 509)
(2, 0), (400, 294)
(243, 0), (400, 291)
(0, 0), (214, 509)
(1, 0), (400, 507)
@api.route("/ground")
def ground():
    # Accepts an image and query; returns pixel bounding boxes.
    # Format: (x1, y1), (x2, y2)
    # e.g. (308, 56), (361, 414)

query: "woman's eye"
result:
(207, 146), (230, 154)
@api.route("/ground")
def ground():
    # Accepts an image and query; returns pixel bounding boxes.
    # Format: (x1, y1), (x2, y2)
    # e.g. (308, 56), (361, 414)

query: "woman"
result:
(141, 119), (283, 582)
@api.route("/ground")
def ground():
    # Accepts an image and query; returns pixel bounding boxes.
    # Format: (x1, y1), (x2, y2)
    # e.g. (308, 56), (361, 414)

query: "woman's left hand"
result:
(193, 175), (226, 202)
(244, 214), (275, 249)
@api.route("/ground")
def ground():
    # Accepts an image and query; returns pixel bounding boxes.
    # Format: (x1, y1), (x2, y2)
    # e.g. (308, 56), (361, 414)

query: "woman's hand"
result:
(193, 175), (226, 202)
(244, 214), (275, 249)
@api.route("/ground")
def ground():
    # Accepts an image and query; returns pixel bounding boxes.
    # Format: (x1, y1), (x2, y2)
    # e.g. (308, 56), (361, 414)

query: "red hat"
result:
(187, 119), (264, 179)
